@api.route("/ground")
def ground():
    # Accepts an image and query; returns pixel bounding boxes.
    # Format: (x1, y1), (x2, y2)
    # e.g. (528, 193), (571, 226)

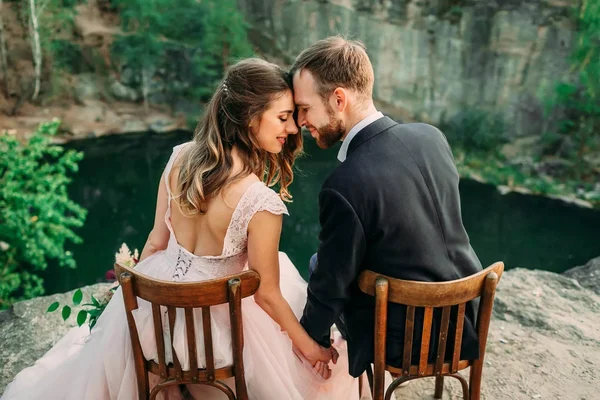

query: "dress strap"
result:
(163, 142), (191, 232)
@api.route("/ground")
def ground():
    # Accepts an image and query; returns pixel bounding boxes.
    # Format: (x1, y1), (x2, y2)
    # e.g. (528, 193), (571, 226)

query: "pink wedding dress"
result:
(1, 144), (361, 400)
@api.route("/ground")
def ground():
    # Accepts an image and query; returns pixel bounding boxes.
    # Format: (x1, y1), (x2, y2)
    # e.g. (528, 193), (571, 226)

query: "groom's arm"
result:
(300, 187), (366, 348)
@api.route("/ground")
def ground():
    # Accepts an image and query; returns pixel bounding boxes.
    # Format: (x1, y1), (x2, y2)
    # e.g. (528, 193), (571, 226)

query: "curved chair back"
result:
(115, 262), (260, 400)
(358, 262), (504, 400)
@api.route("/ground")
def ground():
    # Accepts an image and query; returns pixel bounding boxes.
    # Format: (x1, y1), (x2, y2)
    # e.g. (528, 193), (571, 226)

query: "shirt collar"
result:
(337, 111), (384, 162)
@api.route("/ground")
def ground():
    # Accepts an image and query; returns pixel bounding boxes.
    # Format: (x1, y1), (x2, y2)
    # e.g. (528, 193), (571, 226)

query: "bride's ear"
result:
(249, 116), (258, 133)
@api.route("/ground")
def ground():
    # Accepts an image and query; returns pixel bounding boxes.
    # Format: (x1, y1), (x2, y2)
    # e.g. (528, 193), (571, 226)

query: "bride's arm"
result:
(139, 172), (170, 262)
(247, 210), (331, 365)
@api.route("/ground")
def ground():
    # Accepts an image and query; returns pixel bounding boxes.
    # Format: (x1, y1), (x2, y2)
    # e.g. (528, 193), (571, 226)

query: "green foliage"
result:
(48, 286), (118, 330)
(14, 0), (86, 98)
(110, 0), (253, 102)
(454, 150), (600, 208)
(111, 0), (173, 72)
(38, 1), (83, 67)
(0, 119), (87, 308)
(192, 0), (254, 98)
(49, 39), (84, 73)
(543, 0), (600, 179)
(439, 108), (508, 153)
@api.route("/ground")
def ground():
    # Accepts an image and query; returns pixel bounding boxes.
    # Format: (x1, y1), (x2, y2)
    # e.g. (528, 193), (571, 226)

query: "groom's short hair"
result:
(290, 35), (374, 102)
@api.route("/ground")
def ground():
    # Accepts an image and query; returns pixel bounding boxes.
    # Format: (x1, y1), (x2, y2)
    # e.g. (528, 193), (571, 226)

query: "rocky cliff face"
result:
(238, 0), (577, 138)
(1, 268), (598, 399)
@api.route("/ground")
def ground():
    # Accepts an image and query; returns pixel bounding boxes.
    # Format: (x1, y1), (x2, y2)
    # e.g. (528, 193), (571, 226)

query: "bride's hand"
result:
(292, 345), (332, 380)
(299, 341), (332, 364)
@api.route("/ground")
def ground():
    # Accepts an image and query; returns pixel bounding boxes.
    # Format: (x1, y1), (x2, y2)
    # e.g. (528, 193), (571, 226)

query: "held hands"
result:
(293, 339), (340, 380)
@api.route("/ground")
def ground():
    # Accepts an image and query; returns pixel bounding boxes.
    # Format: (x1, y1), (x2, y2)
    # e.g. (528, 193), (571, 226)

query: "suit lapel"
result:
(347, 116), (398, 157)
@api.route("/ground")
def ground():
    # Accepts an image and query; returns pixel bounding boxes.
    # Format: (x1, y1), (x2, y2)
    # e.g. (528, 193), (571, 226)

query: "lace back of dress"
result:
(221, 183), (289, 257)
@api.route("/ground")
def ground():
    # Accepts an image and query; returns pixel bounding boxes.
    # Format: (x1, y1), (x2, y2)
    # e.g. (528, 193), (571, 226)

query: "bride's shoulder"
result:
(173, 141), (194, 156)
(228, 174), (288, 216)
(251, 182), (289, 216)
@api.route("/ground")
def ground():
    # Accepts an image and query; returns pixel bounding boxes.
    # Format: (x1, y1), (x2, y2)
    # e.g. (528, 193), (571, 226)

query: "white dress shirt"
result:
(337, 111), (384, 162)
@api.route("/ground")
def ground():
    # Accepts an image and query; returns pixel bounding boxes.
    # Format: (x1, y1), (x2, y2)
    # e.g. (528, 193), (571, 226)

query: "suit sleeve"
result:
(300, 187), (366, 348)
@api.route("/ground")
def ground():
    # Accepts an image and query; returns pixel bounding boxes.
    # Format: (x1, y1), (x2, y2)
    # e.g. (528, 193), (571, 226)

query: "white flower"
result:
(114, 243), (139, 268)
(0, 241), (9, 252)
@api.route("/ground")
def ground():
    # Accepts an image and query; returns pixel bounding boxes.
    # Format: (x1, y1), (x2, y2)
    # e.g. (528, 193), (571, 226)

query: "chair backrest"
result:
(358, 262), (504, 383)
(115, 262), (260, 397)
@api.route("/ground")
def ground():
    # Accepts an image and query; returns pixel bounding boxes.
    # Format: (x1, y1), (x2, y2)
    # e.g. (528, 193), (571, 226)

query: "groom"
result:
(291, 36), (484, 378)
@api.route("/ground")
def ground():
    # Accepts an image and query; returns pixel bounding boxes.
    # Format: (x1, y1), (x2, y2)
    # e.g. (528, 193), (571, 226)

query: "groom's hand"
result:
(329, 345), (339, 365)
(329, 338), (339, 365)
(292, 345), (332, 380)
(301, 342), (332, 364)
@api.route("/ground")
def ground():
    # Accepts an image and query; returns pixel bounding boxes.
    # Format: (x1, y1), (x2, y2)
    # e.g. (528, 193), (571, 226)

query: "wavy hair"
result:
(174, 58), (303, 215)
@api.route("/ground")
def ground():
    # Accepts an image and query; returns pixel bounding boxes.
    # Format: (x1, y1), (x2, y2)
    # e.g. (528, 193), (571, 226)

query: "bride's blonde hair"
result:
(174, 58), (303, 215)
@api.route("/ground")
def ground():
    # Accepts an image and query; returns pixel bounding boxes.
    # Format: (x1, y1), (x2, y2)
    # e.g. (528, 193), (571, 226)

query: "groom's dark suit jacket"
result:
(300, 117), (483, 377)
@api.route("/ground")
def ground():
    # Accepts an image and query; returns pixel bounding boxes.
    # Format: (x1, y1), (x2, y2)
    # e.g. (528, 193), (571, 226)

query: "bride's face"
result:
(252, 90), (299, 153)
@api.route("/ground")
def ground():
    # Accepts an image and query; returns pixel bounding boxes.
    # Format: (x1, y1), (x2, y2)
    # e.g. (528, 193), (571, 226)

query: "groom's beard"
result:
(315, 108), (346, 149)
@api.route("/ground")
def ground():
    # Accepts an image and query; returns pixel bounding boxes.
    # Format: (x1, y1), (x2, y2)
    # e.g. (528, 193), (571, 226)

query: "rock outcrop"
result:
(563, 256), (600, 296)
(239, 0), (577, 138)
(1, 269), (599, 399)
(0, 284), (111, 395)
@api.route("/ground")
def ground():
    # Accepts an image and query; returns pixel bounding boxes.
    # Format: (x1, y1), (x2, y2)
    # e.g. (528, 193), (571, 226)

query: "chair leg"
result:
(359, 373), (363, 398)
(366, 364), (374, 396)
(434, 376), (444, 399)
(469, 362), (483, 400)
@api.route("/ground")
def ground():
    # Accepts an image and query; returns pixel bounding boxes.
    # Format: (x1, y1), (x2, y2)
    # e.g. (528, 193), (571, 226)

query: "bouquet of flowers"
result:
(47, 243), (139, 330)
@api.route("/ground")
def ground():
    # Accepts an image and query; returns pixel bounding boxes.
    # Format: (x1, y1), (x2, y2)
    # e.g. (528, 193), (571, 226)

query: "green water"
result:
(43, 131), (600, 294)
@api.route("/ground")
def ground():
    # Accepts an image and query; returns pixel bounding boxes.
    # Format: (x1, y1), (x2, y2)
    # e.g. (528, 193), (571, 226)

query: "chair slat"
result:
(167, 306), (183, 379)
(184, 308), (198, 381)
(402, 306), (415, 374)
(418, 307), (433, 375)
(151, 304), (167, 378)
(373, 278), (389, 400)
(434, 306), (451, 375)
(202, 307), (215, 381)
(229, 278), (249, 400)
(452, 303), (466, 373)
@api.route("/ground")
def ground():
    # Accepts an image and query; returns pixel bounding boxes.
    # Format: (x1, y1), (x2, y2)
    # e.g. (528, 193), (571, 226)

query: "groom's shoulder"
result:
(320, 158), (368, 199)
(391, 122), (450, 146)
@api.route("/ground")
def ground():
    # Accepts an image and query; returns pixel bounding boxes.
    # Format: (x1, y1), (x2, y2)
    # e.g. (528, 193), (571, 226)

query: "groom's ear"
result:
(332, 87), (348, 113)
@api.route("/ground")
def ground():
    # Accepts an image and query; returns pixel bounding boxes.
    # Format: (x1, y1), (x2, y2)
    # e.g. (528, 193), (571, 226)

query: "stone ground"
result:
(1, 269), (599, 399)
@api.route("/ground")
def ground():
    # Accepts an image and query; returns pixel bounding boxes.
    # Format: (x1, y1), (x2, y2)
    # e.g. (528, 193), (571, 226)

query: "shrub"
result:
(0, 120), (87, 308)
(439, 108), (508, 153)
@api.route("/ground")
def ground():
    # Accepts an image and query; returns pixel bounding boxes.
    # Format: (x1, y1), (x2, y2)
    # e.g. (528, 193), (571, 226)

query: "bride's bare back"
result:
(168, 151), (261, 258)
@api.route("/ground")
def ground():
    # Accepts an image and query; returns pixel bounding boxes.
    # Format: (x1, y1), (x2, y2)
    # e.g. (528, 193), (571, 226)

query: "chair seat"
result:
(387, 360), (471, 377)
(146, 360), (235, 382)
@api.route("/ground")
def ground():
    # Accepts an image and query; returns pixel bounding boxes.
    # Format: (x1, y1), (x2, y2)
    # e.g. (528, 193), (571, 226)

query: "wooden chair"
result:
(114, 262), (260, 400)
(358, 262), (504, 400)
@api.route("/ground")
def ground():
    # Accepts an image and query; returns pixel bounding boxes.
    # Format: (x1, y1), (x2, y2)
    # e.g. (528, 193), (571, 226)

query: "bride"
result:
(1, 58), (362, 399)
